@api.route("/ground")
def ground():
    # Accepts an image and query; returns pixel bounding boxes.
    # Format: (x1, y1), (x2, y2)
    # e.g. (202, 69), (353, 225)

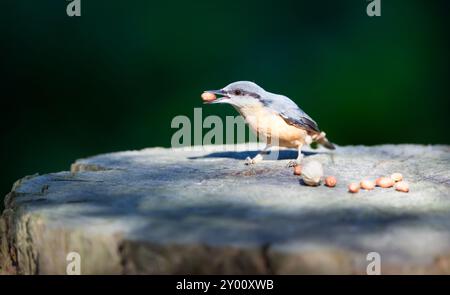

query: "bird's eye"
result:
(234, 90), (242, 96)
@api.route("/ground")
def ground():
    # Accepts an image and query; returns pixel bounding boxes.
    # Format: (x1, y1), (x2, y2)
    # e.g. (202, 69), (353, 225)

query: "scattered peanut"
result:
(348, 183), (360, 193)
(360, 180), (375, 190)
(375, 178), (382, 186)
(391, 173), (403, 182)
(293, 165), (302, 176)
(201, 92), (216, 102)
(376, 177), (394, 188)
(395, 181), (409, 193)
(324, 176), (337, 187)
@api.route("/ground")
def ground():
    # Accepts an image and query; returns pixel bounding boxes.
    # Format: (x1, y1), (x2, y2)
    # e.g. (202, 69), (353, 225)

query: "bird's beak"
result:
(203, 89), (231, 104)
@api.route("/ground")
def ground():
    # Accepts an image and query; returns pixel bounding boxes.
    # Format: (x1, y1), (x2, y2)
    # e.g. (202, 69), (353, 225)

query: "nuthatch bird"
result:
(204, 81), (335, 165)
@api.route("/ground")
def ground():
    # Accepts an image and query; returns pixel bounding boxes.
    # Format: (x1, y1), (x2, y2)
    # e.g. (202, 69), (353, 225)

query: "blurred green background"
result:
(1, 0), (449, 207)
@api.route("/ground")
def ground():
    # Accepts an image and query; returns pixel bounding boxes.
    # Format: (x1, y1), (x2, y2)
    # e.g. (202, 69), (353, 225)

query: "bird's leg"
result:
(245, 144), (271, 165)
(287, 143), (304, 167)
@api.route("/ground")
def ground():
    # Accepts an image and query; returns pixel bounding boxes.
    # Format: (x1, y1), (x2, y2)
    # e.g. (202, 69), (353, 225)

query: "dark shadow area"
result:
(188, 149), (321, 160)
(19, 186), (449, 251)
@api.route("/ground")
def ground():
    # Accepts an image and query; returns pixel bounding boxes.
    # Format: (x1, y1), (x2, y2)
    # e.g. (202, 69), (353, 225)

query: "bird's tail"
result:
(313, 132), (335, 150)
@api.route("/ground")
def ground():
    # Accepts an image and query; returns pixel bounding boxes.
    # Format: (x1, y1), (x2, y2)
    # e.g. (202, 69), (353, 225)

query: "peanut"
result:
(293, 165), (302, 176)
(348, 183), (360, 193)
(395, 181), (409, 193)
(324, 176), (337, 187)
(376, 177), (394, 188)
(360, 180), (375, 190)
(201, 92), (216, 102)
(391, 173), (403, 182)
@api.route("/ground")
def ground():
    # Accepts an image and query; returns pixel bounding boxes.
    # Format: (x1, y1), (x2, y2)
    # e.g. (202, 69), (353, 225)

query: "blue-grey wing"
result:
(262, 94), (320, 133)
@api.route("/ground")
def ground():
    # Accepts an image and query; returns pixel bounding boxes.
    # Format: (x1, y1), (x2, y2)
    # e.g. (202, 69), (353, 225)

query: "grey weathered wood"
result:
(1, 144), (450, 274)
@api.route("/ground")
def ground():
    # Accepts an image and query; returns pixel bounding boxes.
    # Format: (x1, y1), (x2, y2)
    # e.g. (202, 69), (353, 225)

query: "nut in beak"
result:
(202, 89), (230, 104)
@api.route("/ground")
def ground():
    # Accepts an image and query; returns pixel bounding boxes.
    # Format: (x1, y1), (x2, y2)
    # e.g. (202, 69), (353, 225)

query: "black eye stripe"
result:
(249, 92), (261, 99)
(228, 89), (261, 99)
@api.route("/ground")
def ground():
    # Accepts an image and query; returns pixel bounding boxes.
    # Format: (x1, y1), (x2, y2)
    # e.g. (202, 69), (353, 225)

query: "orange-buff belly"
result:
(237, 105), (307, 148)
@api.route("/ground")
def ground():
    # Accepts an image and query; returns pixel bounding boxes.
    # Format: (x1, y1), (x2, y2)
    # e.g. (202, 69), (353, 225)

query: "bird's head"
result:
(204, 81), (266, 108)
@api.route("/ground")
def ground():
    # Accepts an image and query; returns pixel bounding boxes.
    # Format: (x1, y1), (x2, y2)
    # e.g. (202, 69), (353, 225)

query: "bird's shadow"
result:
(188, 149), (320, 160)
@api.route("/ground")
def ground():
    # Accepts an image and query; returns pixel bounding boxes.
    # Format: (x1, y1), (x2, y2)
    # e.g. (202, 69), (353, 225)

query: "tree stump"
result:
(1, 144), (450, 274)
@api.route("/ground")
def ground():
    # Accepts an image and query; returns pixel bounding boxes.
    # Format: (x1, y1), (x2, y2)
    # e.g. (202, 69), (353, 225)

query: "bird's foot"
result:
(245, 157), (256, 165)
(287, 160), (300, 168)
(245, 154), (263, 165)
(287, 154), (304, 167)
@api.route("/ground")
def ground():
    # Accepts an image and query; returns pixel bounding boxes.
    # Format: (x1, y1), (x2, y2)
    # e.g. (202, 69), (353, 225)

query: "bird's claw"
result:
(245, 156), (256, 165)
(287, 153), (304, 167)
(287, 160), (299, 168)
